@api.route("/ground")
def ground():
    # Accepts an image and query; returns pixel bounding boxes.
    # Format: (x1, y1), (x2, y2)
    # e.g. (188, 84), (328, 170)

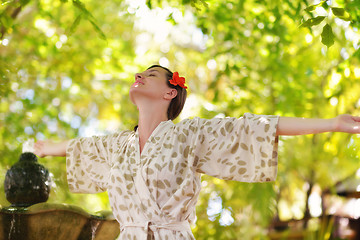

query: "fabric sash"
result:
(120, 220), (191, 233)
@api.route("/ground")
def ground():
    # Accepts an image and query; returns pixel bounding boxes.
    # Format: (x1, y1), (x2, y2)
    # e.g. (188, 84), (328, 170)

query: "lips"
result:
(132, 80), (144, 87)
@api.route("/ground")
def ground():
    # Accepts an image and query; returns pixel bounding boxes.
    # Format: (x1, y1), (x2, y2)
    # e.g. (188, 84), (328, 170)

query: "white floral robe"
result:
(66, 113), (279, 240)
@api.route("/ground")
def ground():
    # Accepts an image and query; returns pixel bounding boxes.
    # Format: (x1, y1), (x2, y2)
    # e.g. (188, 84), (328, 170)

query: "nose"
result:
(135, 73), (143, 81)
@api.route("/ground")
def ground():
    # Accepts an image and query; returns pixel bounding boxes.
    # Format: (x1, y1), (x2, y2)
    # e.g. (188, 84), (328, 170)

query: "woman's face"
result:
(129, 67), (175, 105)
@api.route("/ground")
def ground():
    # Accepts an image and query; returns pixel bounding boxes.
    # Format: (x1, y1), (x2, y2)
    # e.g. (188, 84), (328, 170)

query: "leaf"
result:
(304, 1), (326, 12)
(146, 0), (152, 9)
(72, 0), (96, 22)
(299, 16), (326, 27)
(331, 7), (352, 21)
(189, 0), (208, 11)
(69, 14), (82, 35)
(0, 15), (13, 29)
(167, 13), (176, 25)
(72, 0), (106, 40)
(321, 24), (334, 48)
(199, 0), (209, 8)
(89, 19), (107, 41)
(331, 7), (345, 16)
(304, 5), (317, 12)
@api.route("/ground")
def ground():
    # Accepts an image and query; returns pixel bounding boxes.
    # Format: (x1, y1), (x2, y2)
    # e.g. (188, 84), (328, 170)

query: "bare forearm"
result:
(276, 117), (335, 136)
(34, 140), (70, 157)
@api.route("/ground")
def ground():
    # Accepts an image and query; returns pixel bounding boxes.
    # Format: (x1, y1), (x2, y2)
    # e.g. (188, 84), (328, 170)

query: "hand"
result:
(34, 140), (51, 158)
(332, 114), (360, 133)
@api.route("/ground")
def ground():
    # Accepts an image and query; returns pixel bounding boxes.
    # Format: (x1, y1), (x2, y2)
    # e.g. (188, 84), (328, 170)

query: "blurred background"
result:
(1, 0), (360, 239)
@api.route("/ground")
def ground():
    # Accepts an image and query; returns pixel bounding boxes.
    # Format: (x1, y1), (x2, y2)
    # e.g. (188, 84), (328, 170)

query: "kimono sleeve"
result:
(66, 132), (128, 193)
(192, 113), (279, 182)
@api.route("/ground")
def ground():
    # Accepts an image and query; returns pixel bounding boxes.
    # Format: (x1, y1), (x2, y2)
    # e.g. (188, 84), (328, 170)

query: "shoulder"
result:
(88, 130), (134, 145)
(175, 117), (202, 129)
(174, 117), (239, 132)
(111, 130), (135, 142)
(91, 130), (133, 139)
(114, 130), (134, 138)
(176, 117), (239, 126)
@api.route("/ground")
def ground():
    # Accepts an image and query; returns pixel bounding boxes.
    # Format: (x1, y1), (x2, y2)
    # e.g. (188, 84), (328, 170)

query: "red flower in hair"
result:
(169, 72), (187, 89)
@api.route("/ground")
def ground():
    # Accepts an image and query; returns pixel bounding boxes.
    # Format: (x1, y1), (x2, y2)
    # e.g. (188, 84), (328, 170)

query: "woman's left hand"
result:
(332, 114), (360, 133)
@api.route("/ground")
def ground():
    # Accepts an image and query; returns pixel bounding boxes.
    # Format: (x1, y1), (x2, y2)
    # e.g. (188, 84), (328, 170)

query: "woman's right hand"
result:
(34, 140), (52, 158)
(34, 140), (69, 158)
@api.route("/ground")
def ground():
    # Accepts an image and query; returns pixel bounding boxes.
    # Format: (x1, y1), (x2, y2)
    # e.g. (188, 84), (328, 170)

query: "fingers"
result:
(34, 140), (46, 157)
(350, 117), (360, 133)
(350, 116), (360, 133)
(336, 114), (360, 133)
(34, 141), (43, 147)
(351, 115), (360, 122)
(34, 141), (43, 152)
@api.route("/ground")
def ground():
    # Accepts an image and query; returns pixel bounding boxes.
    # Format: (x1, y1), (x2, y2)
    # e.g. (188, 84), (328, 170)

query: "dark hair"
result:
(133, 65), (188, 131)
(147, 65), (187, 121)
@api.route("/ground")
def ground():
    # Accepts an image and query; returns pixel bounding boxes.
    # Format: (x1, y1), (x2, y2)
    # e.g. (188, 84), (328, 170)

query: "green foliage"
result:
(0, 0), (136, 213)
(1, 0), (360, 239)
(331, 7), (352, 21)
(321, 24), (335, 48)
(71, 0), (106, 40)
(299, 16), (326, 28)
(304, 1), (326, 12)
(69, 14), (82, 35)
(299, 2), (354, 48)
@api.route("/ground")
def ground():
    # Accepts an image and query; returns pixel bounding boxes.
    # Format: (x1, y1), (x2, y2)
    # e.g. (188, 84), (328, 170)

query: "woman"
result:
(35, 65), (360, 240)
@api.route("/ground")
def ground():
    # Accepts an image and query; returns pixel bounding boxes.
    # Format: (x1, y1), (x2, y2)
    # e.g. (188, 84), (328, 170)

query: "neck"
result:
(136, 101), (169, 149)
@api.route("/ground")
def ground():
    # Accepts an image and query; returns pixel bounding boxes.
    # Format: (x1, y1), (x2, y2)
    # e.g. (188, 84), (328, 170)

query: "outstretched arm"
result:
(34, 140), (70, 158)
(277, 114), (360, 136)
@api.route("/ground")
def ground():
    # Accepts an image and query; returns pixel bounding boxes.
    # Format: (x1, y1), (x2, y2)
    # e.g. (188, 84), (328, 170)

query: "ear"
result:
(164, 88), (177, 100)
